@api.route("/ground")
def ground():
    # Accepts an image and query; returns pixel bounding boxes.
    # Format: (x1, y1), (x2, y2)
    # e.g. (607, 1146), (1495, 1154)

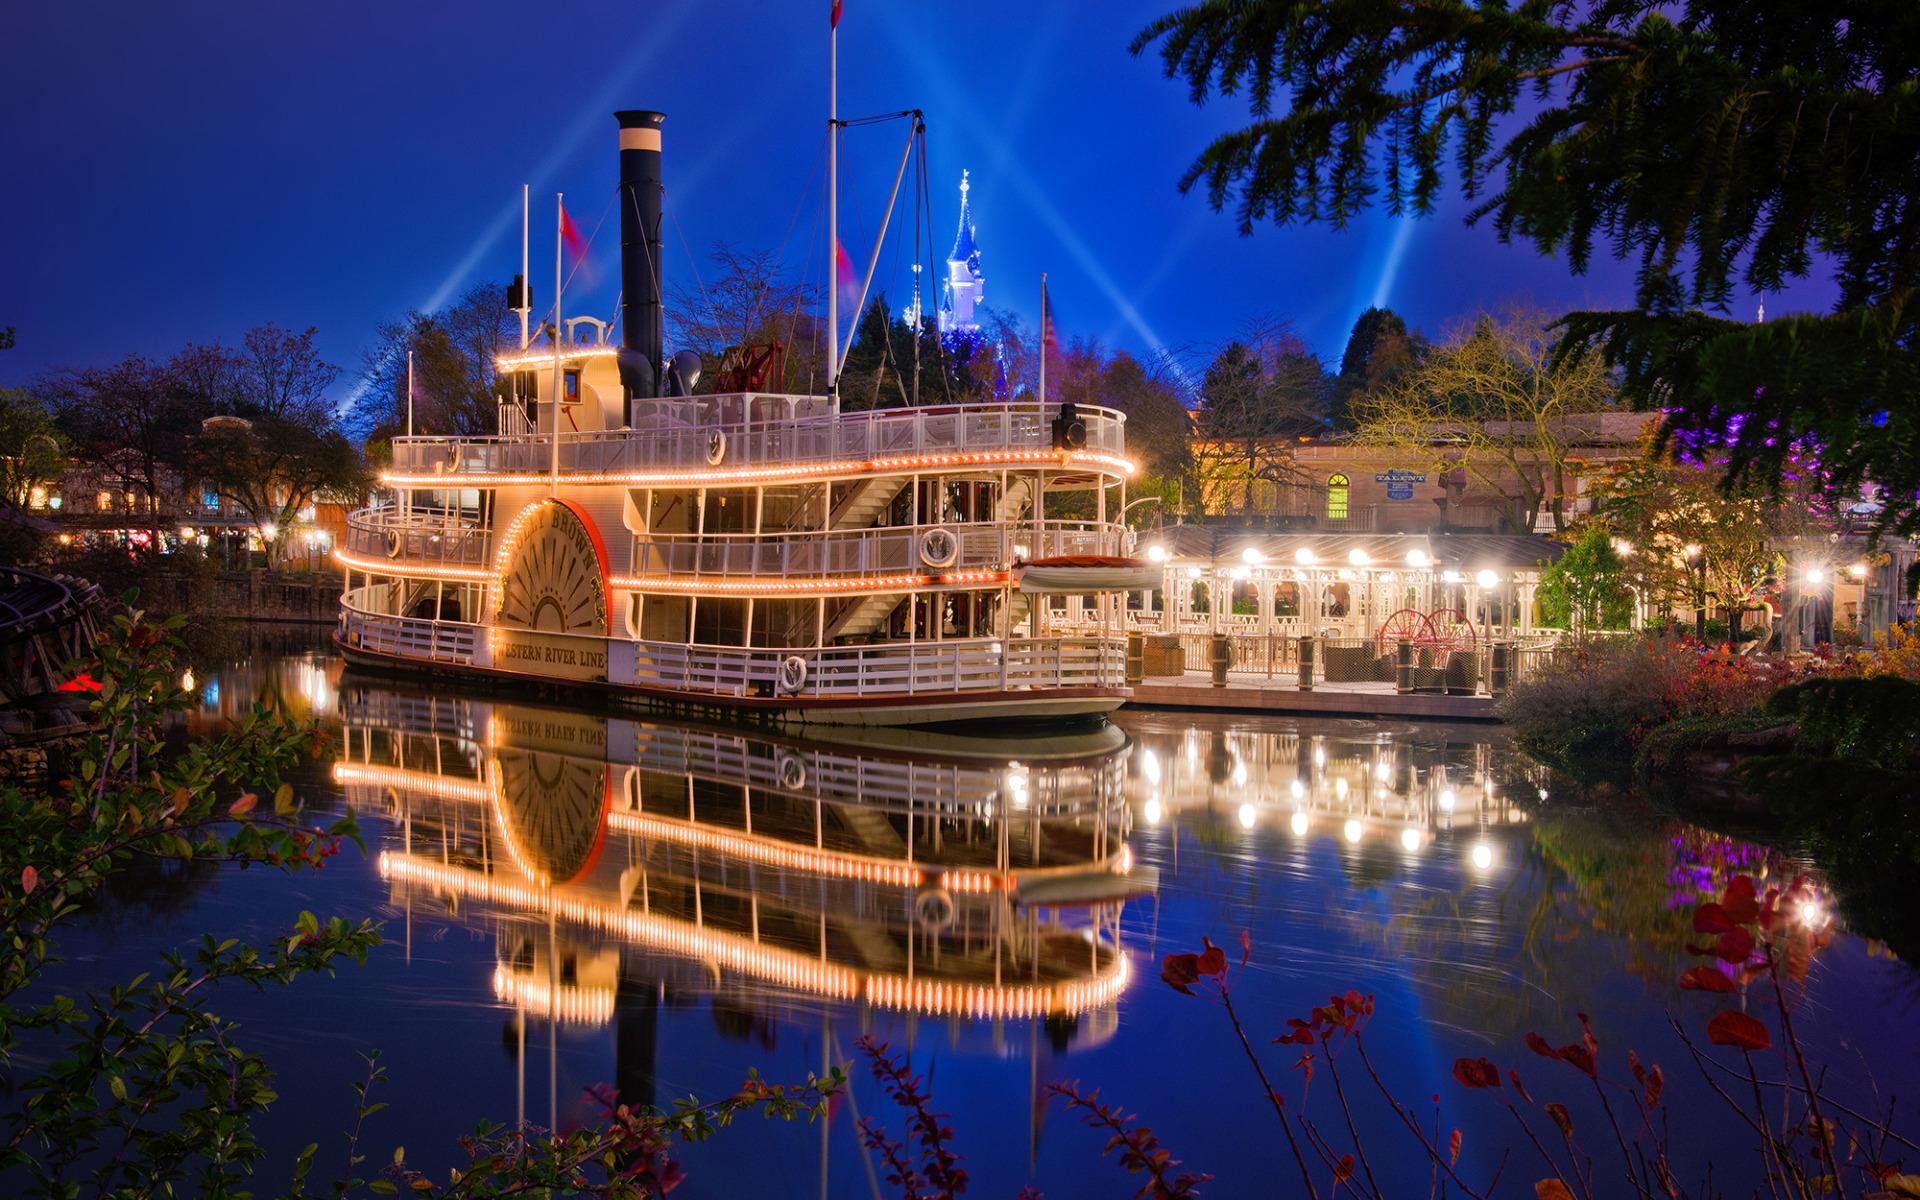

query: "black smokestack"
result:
(615, 109), (665, 403)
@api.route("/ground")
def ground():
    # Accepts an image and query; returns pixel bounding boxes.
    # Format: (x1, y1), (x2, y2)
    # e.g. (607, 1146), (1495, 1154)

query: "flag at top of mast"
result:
(832, 0), (842, 28)
(559, 203), (587, 264)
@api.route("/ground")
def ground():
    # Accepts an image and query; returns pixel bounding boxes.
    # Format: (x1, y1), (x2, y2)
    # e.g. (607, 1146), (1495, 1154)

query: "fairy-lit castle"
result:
(938, 170), (985, 336)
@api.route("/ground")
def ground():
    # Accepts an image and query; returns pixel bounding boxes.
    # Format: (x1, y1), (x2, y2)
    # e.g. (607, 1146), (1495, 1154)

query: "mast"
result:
(519, 184), (531, 350)
(1038, 272), (1047, 407)
(406, 349), (414, 438)
(827, 1), (839, 402)
(552, 192), (563, 496)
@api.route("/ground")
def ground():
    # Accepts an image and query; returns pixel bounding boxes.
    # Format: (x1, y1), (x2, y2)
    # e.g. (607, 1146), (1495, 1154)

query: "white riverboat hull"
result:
(335, 632), (1127, 727)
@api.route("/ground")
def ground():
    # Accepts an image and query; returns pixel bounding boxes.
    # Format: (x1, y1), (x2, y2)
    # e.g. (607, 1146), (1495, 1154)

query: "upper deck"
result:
(385, 395), (1130, 486)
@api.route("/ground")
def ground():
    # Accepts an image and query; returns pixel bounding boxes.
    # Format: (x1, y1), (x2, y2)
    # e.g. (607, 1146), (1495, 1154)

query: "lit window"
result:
(28, 486), (46, 509)
(96, 490), (112, 512)
(1326, 474), (1350, 520)
(202, 489), (220, 511)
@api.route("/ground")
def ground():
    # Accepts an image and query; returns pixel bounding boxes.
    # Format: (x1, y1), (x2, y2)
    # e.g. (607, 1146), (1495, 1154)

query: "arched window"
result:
(1326, 474), (1350, 520)
(1273, 582), (1301, 617)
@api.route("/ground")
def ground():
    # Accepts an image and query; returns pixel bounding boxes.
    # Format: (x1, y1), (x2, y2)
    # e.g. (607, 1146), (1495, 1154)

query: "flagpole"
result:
(827, 1), (839, 405)
(406, 349), (414, 438)
(552, 191), (563, 497)
(1038, 272), (1047, 408)
(519, 184), (531, 351)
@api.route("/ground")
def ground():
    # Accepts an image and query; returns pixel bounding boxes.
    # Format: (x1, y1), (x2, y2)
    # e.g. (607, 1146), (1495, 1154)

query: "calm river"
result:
(31, 636), (1920, 1197)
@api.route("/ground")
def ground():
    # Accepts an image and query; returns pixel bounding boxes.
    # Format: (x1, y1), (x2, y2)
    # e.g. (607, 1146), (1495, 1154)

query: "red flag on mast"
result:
(559, 203), (587, 262)
(831, 0), (842, 29)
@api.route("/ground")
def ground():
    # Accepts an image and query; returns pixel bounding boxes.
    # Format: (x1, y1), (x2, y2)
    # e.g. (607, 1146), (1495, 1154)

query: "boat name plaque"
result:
(496, 631), (609, 683)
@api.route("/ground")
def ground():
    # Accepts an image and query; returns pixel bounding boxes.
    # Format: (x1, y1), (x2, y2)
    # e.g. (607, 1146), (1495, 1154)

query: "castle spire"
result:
(939, 169), (985, 336)
(949, 169), (979, 265)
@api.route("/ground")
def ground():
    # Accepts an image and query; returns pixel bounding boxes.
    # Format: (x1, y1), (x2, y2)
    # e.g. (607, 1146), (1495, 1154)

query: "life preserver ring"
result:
(914, 886), (955, 933)
(777, 751), (807, 792)
(778, 654), (808, 694)
(919, 527), (959, 569)
(705, 431), (727, 466)
(445, 443), (462, 471)
(385, 530), (401, 558)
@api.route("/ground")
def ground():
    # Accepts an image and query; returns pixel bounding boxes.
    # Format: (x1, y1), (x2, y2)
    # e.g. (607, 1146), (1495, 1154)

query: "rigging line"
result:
(839, 109), (918, 126)
(919, 123), (955, 407)
(662, 196), (723, 349)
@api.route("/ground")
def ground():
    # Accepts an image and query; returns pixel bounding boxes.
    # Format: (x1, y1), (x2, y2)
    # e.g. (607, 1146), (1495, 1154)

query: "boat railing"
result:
(388, 400), (1127, 480)
(339, 587), (482, 665)
(342, 507), (490, 567)
(632, 634), (1125, 698)
(632, 520), (1123, 580)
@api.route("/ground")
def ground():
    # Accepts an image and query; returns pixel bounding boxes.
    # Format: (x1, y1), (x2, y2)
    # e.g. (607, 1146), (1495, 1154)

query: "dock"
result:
(1124, 671), (1500, 721)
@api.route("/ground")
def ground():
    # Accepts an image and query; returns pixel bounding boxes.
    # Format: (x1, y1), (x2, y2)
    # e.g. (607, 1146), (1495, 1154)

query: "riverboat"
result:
(335, 104), (1150, 724)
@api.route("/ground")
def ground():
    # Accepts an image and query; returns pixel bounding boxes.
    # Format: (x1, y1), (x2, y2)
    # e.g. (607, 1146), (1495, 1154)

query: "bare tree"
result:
(235, 323), (337, 422)
(670, 243), (818, 389)
(1351, 304), (1616, 533)
(44, 356), (204, 552)
(359, 284), (514, 440)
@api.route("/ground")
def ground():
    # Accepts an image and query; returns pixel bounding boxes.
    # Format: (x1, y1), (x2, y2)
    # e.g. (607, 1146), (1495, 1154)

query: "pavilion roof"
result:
(1147, 526), (1566, 573)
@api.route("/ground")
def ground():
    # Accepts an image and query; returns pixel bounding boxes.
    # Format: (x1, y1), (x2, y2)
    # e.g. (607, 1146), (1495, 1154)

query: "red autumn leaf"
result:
(1451, 1057), (1501, 1089)
(1707, 1010), (1772, 1051)
(1525, 1032), (1561, 1060)
(1692, 903), (1735, 934)
(1628, 1049), (1645, 1087)
(1161, 952), (1201, 995)
(21, 865), (37, 895)
(1645, 1064), (1664, 1110)
(1508, 1070), (1534, 1104)
(1722, 876), (1760, 925)
(1578, 1012), (1598, 1060)
(1196, 943), (1227, 977)
(1449, 1128), (1462, 1166)
(1536, 1180), (1576, 1200)
(1333, 1154), (1355, 1185)
(1559, 1044), (1597, 1077)
(229, 793), (258, 816)
(1678, 966), (1738, 993)
(1239, 928), (1252, 968)
(1545, 1102), (1573, 1139)
(1713, 927), (1755, 963)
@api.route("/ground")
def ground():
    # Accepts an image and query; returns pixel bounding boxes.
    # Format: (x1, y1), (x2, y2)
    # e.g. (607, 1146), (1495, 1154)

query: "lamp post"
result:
(1684, 543), (1705, 640)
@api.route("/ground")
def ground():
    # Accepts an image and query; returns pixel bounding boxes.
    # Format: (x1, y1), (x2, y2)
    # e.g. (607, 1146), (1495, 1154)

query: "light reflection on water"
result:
(35, 645), (1916, 1199)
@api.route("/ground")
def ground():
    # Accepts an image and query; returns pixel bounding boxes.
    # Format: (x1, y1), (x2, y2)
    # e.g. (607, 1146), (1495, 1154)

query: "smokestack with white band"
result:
(615, 109), (665, 403)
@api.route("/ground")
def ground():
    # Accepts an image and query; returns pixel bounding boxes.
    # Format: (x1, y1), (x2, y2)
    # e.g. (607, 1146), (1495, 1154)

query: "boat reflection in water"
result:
(332, 685), (1150, 1113)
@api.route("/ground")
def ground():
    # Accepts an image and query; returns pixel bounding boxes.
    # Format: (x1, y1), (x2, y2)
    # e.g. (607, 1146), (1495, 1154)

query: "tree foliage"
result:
(1332, 306), (1424, 430)
(361, 284), (514, 439)
(0, 387), (63, 510)
(1537, 525), (1634, 631)
(1350, 305), (1615, 532)
(1192, 318), (1328, 512)
(1134, 0), (1920, 529)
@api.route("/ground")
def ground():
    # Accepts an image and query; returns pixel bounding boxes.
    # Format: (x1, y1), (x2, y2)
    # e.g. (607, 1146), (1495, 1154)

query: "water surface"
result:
(27, 640), (1919, 1197)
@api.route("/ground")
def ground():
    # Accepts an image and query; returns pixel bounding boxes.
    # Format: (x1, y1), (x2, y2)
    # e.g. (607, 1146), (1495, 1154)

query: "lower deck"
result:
(337, 588), (1127, 726)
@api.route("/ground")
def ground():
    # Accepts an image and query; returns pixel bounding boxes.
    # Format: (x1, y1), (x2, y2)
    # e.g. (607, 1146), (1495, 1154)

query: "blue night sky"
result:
(2, 0), (1838, 411)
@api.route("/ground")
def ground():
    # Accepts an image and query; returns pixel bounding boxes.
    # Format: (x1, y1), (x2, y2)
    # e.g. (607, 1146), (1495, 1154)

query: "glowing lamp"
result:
(1146, 545), (1169, 563)
(1805, 567), (1826, 585)
(1683, 543), (1702, 559)
(1289, 811), (1309, 837)
(1613, 538), (1635, 557)
(1294, 547), (1316, 565)
(1399, 828), (1422, 853)
(1847, 562), (1868, 580)
(1237, 803), (1257, 830)
(1470, 842), (1495, 871)
(1441, 569), (1461, 584)
(1241, 546), (1264, 565)
(1343, 819), (1363, 844)
(1406, 548), (1430, 569)
(1348, 548), (1371, 566)
(1475, 569), (1499, 589)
